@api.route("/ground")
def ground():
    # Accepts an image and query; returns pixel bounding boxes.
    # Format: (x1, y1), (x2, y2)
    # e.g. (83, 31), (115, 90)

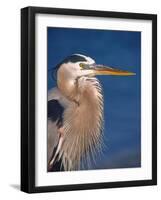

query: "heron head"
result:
(56, 54), (135, 83)
(56, 54), (135, 98)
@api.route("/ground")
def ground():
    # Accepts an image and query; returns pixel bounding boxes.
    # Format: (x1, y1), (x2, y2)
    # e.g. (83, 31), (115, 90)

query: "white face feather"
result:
(57, 55), (97, 100)
(57, 55), (96, 95)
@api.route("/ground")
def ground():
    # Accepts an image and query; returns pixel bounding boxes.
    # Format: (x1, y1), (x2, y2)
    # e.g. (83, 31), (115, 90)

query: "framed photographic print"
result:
(21, 6), (157, 193)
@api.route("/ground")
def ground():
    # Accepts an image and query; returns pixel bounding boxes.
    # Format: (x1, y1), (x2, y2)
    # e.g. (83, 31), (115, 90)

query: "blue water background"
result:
(47, 27), (141, 169)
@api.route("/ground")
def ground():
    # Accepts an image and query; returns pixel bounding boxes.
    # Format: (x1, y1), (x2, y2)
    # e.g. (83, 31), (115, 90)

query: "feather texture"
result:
(57, 77), (104, 170)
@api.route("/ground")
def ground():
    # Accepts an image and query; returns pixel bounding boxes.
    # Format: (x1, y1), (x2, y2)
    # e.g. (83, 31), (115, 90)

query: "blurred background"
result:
(47, 27), (141, 170)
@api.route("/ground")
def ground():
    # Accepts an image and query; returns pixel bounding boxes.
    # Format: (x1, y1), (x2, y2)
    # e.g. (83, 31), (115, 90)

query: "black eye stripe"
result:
(62, 55), (87, 63)
(54, 55), (87, 71)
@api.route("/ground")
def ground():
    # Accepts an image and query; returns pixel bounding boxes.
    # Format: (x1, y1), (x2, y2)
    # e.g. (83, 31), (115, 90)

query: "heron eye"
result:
(79, 63), (85, 69)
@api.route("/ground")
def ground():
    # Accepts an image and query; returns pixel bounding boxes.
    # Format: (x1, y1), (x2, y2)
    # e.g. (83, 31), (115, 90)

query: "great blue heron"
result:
(48, 54), (135, 171)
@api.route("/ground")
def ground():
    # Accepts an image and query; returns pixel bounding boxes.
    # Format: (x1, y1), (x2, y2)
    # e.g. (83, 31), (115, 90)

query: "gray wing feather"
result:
(47, 87), (70, 165)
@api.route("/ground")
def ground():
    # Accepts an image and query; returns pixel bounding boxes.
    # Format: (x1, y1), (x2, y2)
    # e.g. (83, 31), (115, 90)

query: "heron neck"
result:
(59, 78), (104, 170)
(57, 78), (79, 104)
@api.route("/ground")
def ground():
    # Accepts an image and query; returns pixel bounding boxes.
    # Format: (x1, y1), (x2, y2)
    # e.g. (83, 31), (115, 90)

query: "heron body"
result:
(48, 54), (135, 171)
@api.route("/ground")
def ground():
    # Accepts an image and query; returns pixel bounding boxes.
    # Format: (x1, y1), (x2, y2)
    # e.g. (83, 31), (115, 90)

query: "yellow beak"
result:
(93, 65), (135, 76)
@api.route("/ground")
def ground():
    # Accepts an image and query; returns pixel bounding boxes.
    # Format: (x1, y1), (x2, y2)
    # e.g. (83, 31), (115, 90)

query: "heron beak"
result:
(93, 65), (135, 76)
